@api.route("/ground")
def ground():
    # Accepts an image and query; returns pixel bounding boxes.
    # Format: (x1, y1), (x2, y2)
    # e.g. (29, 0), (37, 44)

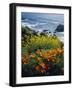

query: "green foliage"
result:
(22, 35), (63, 55)
(21, 26), (64, 77)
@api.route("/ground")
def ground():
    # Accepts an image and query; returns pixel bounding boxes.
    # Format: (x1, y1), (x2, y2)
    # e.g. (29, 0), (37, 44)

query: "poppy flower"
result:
(37, 57), (42, 62)
(30, 54), (36, 58)
(40, 69), (46, 74)
(22, 58), (29, 64)
(22, 55), (29, 64)
(39, 62), (51, 71)
(35, 65), (44, 73)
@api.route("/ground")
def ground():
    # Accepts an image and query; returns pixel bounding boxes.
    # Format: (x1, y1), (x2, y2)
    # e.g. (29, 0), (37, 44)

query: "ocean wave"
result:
(21, 21), (64, 34)
(21, 22), (38, 28)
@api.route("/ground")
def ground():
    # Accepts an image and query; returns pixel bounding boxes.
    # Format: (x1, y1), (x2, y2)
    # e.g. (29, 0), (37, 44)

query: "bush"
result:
(21, 27), (64, 77)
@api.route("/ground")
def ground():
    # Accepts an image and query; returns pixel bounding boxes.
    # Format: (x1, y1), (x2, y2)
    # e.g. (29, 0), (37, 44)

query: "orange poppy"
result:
(40, 69), (46, 74)
(22, 55), (29, 64)
(37, 57), (42, 62)
(30, 54), (36, 58)
(39, 62), (51, 70)
(39, 63), (46, 69)
(22, 58), (29, 64)
(35, 49), (41, 54)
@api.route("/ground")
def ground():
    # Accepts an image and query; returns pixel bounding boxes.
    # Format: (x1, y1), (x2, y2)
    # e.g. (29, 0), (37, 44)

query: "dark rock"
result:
(55, 24), (64, 32)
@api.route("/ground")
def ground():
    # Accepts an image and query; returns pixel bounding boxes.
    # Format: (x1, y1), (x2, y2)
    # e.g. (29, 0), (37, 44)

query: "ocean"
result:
(21, 12), (64, 42)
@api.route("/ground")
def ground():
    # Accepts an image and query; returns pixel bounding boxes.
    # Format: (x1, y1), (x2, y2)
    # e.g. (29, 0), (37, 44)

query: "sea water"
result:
(21, 12), (64, 42)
